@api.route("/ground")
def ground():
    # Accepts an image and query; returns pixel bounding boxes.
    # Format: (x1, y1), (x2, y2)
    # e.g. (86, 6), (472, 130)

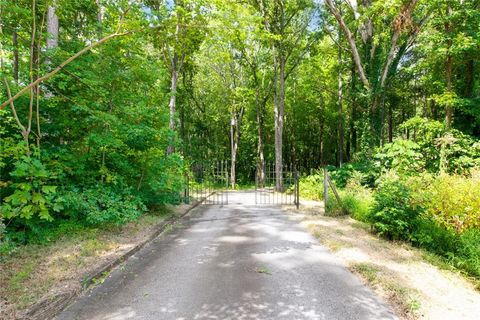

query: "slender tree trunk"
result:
(46, 6), (58, 49)
(231, 118), (237, 189)
(96, 0), (103, 36)
(230, 107), (244, 189)
(255, 88), (265, 187)
(44, 4), (59, 142)
(275, 56), (285, 191)
(337, 43), (344, 167)
(349, 60), (357, 157)
(13, 30), (19, 83)
(167, 69), (178, 154)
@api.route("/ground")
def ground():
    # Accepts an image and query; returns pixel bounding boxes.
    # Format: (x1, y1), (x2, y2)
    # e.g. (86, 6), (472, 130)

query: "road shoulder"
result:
(287, 202), (480, 320)
(0, 201), (202, 320)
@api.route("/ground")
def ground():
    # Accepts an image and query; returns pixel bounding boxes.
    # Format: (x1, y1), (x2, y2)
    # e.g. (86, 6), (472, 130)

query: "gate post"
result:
(324, 167), (329, 213)
(295, 170), (300, 209)
(255, 171), (258, 205)
(184, 171), (190, 204)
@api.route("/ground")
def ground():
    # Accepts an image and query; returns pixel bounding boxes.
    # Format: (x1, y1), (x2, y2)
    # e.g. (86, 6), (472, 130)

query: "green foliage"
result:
(455, 229), (480, 278)
(299, 171), (324, 200)
(61, 186), (146, 226)
(342, 188), (373, 222)
(328, 163), (378, 188)
(411, 217), (457, 255)
(421, 171), (480, 232)
(413, 219), (480, 279)
(368, 174), (421, 241)
(1, 151), (63, 222)
(399, 117), (480, 173)
(375, 140), (423, 176)
(0, 1), (186, 245)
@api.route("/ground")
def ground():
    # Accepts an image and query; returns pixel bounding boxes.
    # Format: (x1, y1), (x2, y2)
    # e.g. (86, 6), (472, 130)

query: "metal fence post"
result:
(295, 170), (300, 209)
(324, 167), (329, 213)
(184, 171), (190, 204)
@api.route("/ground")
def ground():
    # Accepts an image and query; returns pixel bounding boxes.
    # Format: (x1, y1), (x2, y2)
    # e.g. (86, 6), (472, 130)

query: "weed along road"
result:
(56, 192), (396, 320)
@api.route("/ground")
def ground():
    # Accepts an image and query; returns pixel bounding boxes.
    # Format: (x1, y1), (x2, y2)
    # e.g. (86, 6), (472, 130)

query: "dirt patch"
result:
(0, 204), (195, 320)
(286, 201), (480, 320)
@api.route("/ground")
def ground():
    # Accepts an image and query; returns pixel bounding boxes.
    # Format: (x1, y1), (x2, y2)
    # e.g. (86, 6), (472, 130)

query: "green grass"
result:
(351, 262), (421, 314)
(352, 262), (380, 283)
(80, 239), (110, 257)
(0, 209), (173, 314)
(9, 262), (35, 291)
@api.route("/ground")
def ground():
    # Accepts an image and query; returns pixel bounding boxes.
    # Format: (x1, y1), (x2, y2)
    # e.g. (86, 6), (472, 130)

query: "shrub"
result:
(329, 162), (378, 188)
(299, 172), (324, 200)
(344, 194), (373, 222)
(423, 171), (480, 232)
(0, 154), (63, 222)
(368, 174), (421, 240)
(399, 117), (480, 173)
(455, 228), (480, 278)
(411, 217), (457, 255)
(331, 176), (373, 221)
(375, 139), (424, 176)
(62, 186), (146, 226)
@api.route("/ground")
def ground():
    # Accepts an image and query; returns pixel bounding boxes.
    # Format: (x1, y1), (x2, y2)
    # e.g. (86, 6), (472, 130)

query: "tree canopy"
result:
(1, 0), (479, 237)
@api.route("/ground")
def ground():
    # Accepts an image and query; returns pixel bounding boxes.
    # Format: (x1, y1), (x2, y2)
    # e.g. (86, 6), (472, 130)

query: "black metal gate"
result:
(186, 161), (229, 205)
(185, 161), (299, 207)
(255, 163), (299, 208)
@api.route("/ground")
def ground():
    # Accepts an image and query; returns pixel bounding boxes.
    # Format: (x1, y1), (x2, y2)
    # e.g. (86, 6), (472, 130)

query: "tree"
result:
(324, 0), (426, 147)
(252, 0), (315, 190)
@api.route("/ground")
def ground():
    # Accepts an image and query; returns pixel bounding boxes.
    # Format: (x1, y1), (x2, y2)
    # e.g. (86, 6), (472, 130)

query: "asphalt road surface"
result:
(57, 191), (397, 320)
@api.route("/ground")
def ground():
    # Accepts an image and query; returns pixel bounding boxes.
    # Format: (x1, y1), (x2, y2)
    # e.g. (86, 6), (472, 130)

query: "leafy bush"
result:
(411, 217), (457, 255)
(455, 228), (480, 278)
(62, 186), (146, 226)
(343, 185), (373, 222)
(422, 171), (480, 232)
(413, 220), (480, 278)
(0, 153), (63, 222)
(375, 139), (424, 176)
(400, 117), (480, 173)
(328, 162), (378, 188)
(368, 174), (421, 240)
(299, 171), (324, 200)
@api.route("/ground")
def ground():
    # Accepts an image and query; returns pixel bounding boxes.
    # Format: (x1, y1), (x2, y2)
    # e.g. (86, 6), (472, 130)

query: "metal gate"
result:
(186, 161), (229, 205)
(185, 161), (299, 207)
(255, 163), (299, 208)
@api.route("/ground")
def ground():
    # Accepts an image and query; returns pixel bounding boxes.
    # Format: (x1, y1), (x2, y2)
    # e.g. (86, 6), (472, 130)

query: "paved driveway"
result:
(57, 191), (396, 320)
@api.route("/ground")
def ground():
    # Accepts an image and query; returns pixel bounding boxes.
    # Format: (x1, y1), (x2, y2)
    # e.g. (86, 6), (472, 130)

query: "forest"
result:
(0, 0), (480, 307)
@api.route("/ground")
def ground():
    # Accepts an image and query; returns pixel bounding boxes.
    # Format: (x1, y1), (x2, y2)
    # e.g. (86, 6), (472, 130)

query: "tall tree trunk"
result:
(348, 60), (357, 158)
(96, 0), (103, 36)
(275, 55), (285, 191)
(46, 6), (58, 49)
(13, 30), (19, 83)
(230, 107), (244, 189)
(337, 42), (344, 167)
(167, 68), (178, 154)
(230, 117), (237, 189)
(255, 88), (265, 187)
